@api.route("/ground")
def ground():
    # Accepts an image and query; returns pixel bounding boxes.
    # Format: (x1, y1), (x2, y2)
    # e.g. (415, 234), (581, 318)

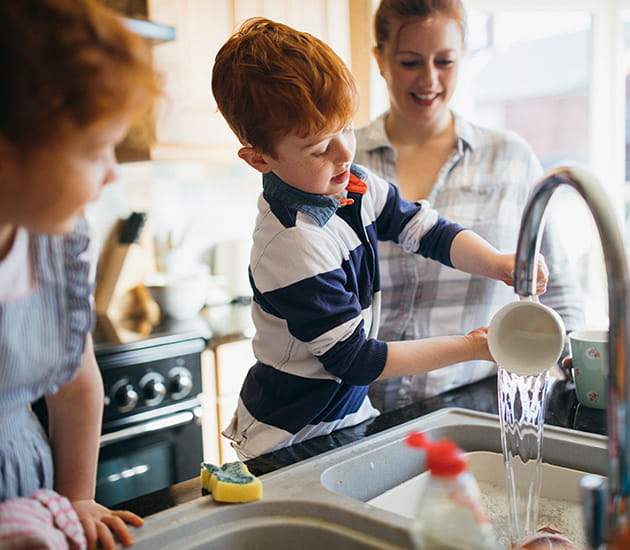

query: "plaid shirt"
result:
(354, 112), (585, 409)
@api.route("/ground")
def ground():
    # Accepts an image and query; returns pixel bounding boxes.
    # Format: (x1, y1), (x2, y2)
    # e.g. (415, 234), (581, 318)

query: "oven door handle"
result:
(100, 407), (202, 447)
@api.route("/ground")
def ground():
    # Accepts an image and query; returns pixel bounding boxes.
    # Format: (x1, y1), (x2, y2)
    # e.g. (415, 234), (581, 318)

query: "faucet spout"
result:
(514, 165), (630, 539)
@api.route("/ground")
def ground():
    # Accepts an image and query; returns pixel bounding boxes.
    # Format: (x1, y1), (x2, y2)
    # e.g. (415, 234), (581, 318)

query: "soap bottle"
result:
(406, 432), (501, 550)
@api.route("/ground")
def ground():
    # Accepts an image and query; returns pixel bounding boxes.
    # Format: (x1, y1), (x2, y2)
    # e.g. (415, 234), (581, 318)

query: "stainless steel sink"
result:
(129, 408), (607, 549)
(127, 500), (411, 549)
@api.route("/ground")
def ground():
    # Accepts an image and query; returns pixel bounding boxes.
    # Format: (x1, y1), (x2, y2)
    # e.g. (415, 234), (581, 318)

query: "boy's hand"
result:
(498, 252), (549, 295)
(71, 499), (144, 550)
(532, 253), (549, 294)
(465, 326), (493, 362)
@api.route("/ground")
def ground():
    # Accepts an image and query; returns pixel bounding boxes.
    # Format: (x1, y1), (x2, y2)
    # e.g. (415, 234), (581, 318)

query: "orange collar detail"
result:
(333, 172), (367, 207)
(336, 173), (367, 206)
(346, 173), (368, 195)
(336, 198), (354, 206)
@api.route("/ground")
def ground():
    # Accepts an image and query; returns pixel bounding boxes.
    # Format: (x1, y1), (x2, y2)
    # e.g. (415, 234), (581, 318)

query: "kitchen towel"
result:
(0, 489), (86, 549)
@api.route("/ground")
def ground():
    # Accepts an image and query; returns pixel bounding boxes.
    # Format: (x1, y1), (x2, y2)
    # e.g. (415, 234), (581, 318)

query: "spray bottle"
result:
(406, 432), (500, 550)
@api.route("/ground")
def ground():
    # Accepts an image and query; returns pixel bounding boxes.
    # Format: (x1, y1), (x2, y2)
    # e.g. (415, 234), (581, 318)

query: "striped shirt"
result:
(223, 165), (465, 459)
(0, 218), (94, 500)
(354, 112), (585, 409)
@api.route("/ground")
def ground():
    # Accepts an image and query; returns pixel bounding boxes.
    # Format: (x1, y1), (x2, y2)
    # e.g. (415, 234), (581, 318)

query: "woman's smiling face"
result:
(376, 13), (465, 130)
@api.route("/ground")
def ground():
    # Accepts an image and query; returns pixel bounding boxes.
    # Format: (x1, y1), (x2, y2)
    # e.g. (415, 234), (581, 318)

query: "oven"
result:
(95, 335), (206, 507)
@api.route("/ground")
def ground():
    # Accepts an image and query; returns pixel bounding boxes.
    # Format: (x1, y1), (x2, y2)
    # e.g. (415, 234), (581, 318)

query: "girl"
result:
(0, 1), (161, 548)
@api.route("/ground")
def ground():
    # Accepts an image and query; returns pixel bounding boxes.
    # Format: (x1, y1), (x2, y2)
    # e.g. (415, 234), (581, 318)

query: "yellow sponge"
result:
(200, 462), (262, 503)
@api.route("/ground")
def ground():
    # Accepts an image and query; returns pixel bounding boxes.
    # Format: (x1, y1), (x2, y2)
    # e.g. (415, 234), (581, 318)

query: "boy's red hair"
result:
(212, 17), (359, 158)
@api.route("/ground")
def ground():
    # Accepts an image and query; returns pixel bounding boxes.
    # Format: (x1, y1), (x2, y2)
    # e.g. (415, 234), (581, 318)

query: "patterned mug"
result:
(569, 330), (608, 409)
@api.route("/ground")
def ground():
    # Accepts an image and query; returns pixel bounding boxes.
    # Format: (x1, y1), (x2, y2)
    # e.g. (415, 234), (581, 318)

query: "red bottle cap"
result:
(405, 431), (467, 476)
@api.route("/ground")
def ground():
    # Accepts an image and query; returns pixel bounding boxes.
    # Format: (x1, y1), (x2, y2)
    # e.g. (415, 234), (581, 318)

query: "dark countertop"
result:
(118, 373), (606, 518)
(92, 301), (255, 355)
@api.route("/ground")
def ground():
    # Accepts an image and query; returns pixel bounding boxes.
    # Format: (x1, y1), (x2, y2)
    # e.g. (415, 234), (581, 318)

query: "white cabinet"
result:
(200, 348), (221, 464)
(142, 0), (354, 162)
(146, 0), (238, 161)
(209, 338), (255, 463)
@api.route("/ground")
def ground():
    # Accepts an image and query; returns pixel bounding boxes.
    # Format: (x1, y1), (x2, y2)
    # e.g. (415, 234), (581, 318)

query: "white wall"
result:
(86, 159), (261, 299)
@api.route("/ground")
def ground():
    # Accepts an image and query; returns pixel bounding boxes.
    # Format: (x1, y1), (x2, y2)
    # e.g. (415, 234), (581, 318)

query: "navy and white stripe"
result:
(223, 164), (464, 459)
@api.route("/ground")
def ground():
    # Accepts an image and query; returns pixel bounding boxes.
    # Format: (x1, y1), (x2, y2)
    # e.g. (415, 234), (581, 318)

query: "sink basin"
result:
(127, 500), (411, 549)
(367, 451), (597, 546)
(129, 408), (607, 549)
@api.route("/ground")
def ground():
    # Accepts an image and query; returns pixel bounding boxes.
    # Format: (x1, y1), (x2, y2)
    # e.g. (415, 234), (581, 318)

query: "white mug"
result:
(488, 296), (566, 376)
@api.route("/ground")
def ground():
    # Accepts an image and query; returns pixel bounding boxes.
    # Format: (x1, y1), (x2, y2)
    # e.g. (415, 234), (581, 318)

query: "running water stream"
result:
(497, 366), (551, 548)
(488, 295), (570, 548)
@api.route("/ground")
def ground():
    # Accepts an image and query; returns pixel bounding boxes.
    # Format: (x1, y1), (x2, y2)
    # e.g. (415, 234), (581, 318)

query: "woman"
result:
(354, 0), (584, 411)
(0, 1), (160, 548)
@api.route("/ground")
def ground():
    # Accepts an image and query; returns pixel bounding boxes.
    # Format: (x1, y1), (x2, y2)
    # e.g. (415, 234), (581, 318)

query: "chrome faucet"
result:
(514, 165), (630, 547)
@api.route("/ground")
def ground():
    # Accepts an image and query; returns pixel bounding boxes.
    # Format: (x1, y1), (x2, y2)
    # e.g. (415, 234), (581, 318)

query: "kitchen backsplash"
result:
(86, 160), (259, 298)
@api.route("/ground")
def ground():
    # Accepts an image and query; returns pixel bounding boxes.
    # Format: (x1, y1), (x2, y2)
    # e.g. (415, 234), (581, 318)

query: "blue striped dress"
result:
(0, 218), (93, 500)
(222, 164), (464, 459)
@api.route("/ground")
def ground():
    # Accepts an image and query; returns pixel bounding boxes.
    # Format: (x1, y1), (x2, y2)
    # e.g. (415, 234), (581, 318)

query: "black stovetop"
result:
(92, 314), (212, 356)
(92, 299), (256, 356)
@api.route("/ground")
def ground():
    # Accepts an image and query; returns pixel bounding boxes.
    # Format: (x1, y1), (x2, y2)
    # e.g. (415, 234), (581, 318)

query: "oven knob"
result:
(139, 372), (166, 407)
(111, 379), (138, 413)
(168, 367), (193, 400)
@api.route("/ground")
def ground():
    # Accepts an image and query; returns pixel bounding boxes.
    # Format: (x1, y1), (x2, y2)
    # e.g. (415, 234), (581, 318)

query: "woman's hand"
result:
(561, 356), (574, 381)
(72, 499), (143, 550)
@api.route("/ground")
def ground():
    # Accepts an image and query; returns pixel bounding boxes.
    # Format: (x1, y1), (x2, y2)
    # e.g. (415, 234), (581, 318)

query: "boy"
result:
(211, 17), (547, 460)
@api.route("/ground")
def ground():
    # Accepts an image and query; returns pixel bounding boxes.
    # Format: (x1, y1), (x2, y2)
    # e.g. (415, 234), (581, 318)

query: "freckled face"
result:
(376, 14), (464, 131)
(1, 116), (128, 235)
(263, 125), (356, 195)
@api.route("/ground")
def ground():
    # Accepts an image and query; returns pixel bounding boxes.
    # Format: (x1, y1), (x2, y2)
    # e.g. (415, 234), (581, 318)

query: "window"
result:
(369, 0), (630, 328)
(455, 11), (591, 170)
(458, 6), (606, 327)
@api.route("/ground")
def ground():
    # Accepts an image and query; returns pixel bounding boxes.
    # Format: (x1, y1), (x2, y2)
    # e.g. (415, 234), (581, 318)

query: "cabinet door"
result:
(146, 0), (352, 161)
(214, 338), (255, 462)
(148, 0), (240, 161)
(200, 349), (221, 464)
(233, 0), (350, 62)
(215, 339), (255, 398)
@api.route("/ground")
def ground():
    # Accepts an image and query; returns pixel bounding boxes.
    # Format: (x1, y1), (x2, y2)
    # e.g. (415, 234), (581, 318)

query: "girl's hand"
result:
(71, 499), (144, 550)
